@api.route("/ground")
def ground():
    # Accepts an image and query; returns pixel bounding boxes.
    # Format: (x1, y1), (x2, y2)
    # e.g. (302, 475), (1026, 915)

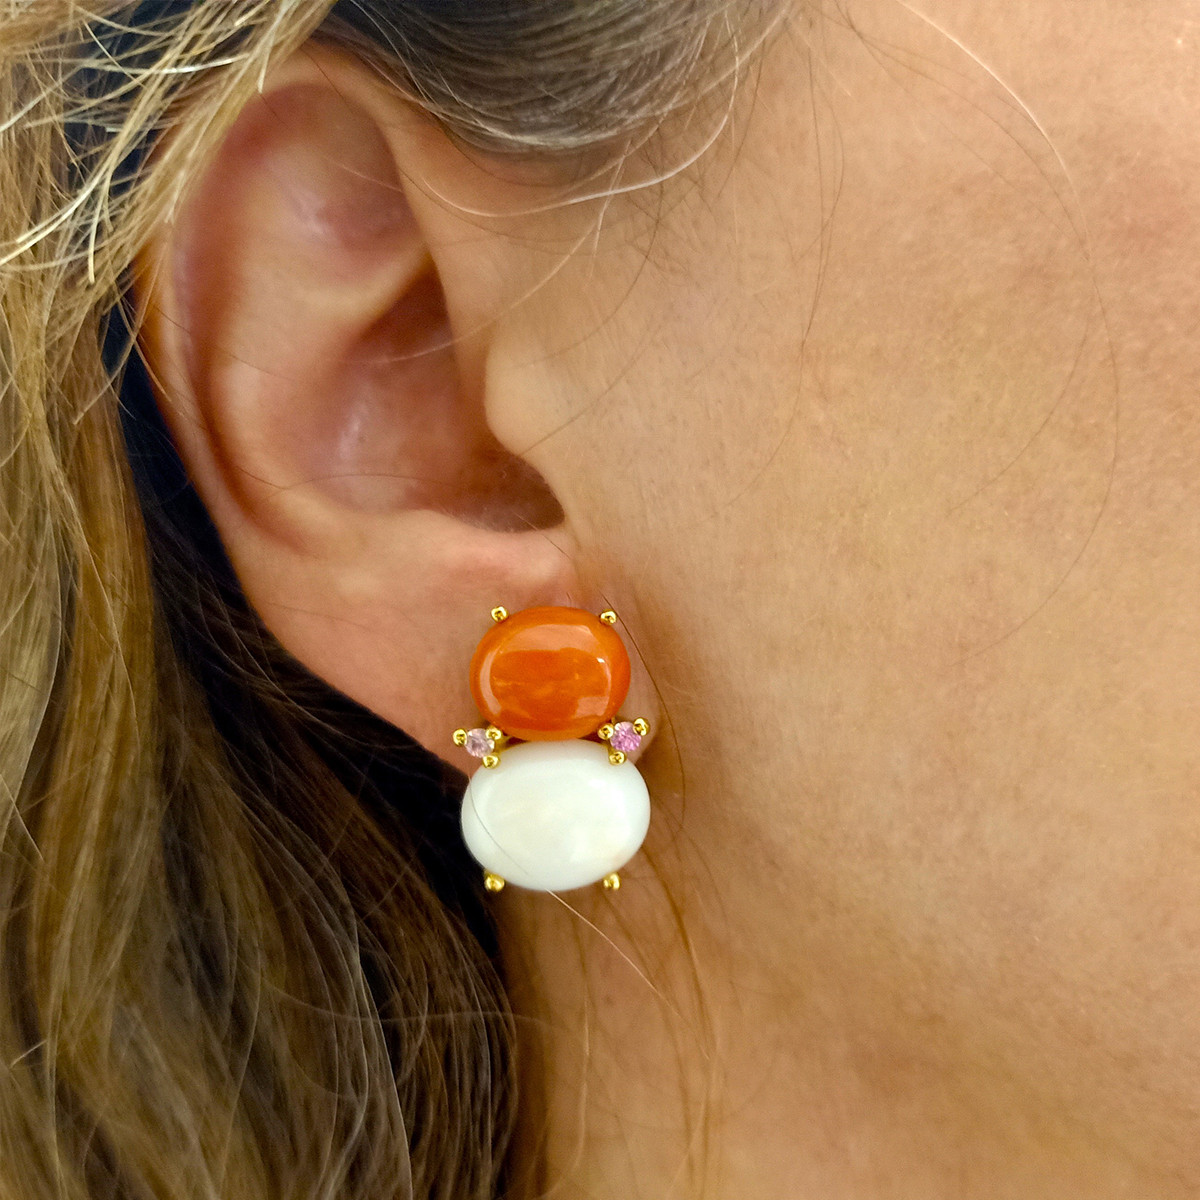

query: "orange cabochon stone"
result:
(469, 606), (632, 741)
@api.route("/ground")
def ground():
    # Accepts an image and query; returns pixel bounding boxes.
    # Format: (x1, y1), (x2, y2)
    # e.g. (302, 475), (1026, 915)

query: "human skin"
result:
(136, 1), (1200, 1195)
(494, 4), (1200, 1195)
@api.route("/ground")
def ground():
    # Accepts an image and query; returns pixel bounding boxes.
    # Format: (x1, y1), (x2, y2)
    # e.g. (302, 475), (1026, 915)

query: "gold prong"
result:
(485, 726), (503, 743)
(481, 753), (500, 769)
(597, 723), (615, 741)
(483, 872), (506, 893)
(632, 718), (649, 736)
(602, 872), (621, 890)
(598, 609), (617, 625)
(608, 749), (626, 766)
(452, 728), (468, 747)
(491, 606), (508, 623)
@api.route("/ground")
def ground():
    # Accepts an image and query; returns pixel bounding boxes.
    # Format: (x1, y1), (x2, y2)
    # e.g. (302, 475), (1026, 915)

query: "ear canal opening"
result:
(446, 440), (565, 532)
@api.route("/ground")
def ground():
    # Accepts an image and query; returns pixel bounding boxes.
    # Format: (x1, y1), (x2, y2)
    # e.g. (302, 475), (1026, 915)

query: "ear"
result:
(133, 41), (657, 760)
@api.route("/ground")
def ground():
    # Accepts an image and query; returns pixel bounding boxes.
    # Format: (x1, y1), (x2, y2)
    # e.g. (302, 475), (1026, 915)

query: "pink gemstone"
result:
(609, 721), (642, 754)
(464, 728), (495, 757)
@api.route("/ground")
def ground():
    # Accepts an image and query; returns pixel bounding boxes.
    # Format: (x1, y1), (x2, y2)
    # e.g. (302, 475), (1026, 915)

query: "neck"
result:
(496, 763), (1183, 1199)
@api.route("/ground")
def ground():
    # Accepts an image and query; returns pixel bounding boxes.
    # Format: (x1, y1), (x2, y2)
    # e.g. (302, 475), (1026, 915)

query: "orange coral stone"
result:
(469, 606), (631, 741)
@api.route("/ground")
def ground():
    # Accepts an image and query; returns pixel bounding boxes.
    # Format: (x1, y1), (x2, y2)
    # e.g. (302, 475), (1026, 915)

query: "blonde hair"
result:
(0, 2), (759, 1196)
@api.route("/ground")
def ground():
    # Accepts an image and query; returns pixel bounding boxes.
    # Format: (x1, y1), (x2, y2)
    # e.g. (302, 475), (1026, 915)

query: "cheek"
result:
(499, 14), (1200, 1168)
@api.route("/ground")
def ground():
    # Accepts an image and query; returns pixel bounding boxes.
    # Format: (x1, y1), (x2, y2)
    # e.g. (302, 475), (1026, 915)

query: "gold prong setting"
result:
(454, 724), (508, 764)
(596, 715), (650, 762)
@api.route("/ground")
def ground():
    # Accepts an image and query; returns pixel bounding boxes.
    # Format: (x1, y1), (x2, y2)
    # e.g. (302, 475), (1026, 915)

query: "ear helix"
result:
(453, 605), (652, 893)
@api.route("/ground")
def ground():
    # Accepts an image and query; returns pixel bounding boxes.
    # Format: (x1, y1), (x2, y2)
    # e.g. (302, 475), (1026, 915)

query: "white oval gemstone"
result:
(461, 739), (650, 892)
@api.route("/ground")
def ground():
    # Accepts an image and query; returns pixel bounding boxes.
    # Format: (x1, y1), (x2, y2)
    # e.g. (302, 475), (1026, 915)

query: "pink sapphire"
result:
(463, 728), (495, 757)
(609, 721), (642, 754)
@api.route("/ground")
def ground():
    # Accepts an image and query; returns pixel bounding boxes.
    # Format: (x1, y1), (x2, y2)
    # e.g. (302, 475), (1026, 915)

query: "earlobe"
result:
(131, 44), (656, 760)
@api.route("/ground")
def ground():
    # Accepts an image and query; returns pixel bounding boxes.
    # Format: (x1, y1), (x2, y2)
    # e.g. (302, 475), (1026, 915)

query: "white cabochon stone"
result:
(461, 739), (651, 892)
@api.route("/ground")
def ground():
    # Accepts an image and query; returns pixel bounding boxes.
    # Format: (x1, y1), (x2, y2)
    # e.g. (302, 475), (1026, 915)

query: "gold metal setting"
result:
(598, 609), (617, 625)
(602, 873), (621, 890)
(485, 726), (503, 743)
(491, 606), (509, 623)
(632, 718), (649, 736)
(483, 872), (506, 893)
(452, 728), (468, 747)
(597, 723), (615, 741)
(608, 749), (626, 766)
(481, 753), (500, 769)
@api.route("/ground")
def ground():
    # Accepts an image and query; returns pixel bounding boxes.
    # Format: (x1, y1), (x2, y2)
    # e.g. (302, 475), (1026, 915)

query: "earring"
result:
(453, 605), (652, 893)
